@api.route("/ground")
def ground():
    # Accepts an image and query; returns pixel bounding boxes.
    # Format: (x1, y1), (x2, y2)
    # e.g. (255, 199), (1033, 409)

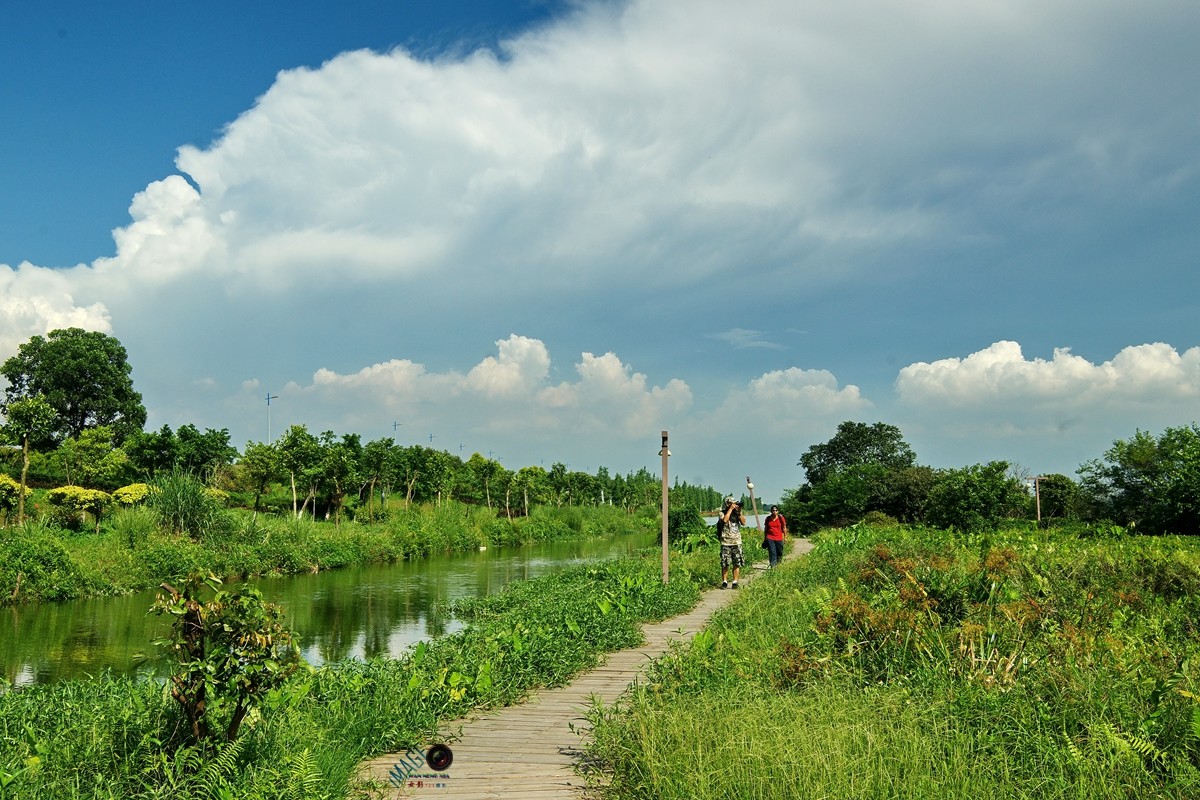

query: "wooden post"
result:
(1034, 475), (1042, 526)
(660, 431), (670, 584)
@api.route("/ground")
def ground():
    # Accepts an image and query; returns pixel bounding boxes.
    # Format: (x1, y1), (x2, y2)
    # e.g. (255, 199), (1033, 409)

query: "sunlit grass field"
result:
(588, 524), (1200, 799)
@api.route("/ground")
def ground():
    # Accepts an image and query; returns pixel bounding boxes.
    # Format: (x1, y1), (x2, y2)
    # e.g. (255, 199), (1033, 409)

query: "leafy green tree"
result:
(514, 465), (549, 515)
(798, 421), (916, 486)
(872, 465), (938, 523)
(465, 452), (504, 509)
(235, 441), (282, 523)
(1035, 473), (1079, 524)
(1078, 425), (1200, 534)
(317, 430), (360, 524)
(359, 437), (396, 518)
(548, 462), (570, 506)
(124, 425), (181, 478)
(789, 464), (882, 532)
(1, 394), (57, 522)
(1, 328), (146, 444)
(46, 485), (113, 533)
(51, 426), (134, 490)
(153, 576), (302, 743)
(925, 461), (1028, 532)
(176, 424), (238, 480)
(277, 425), (322, 519)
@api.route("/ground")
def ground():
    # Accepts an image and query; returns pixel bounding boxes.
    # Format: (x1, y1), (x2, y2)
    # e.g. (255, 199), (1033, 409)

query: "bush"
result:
(45, 485), (113, 533)
(148, 471), (231, 540)
(0, 474), (31, 523)
(112, 482), (152, 506)
(0, 525), (93, 603)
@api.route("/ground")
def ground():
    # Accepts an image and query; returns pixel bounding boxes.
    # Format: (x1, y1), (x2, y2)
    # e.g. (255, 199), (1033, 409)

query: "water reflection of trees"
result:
(4, 531), (657, 684)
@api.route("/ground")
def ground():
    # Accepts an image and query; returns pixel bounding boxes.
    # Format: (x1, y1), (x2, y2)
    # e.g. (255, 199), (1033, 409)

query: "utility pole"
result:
(266, 393), (279, 442)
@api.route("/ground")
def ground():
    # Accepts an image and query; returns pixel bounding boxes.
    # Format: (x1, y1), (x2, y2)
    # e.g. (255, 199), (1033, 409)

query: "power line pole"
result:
(266, 393), (279, 442)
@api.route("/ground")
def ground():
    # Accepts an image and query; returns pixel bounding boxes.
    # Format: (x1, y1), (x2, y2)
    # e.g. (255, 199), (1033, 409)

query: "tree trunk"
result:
(18, 435), (30, 524)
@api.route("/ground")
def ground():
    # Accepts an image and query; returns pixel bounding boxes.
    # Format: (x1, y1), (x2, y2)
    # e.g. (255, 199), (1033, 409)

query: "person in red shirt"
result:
(763, 505), (787, 568)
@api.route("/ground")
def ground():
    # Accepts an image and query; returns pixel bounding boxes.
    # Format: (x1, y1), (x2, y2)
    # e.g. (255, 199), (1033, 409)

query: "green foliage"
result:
(924, 461), (1027, 532)
(586, 525), (1200, 799)
(787, 422), (927, 533)
(2, 550), (705, 798)
(50, 426), (135, 490)
(0, 524), (93, 603)
(0, 327), (146, 444)
(1079, 425), (1200, 535)
(125, 424), (238, 481)
(667, 490), (708, 550)
(113, 482), (152, 505)
(147, 470), (230, 540)
(1036, 473), (1080, 523)
(0, 474), (31, 521)
(152, 575), (303, 744)
(110, 506), (158, 549)
(45, 485), (113, 532)
(798, 420), (916, 486)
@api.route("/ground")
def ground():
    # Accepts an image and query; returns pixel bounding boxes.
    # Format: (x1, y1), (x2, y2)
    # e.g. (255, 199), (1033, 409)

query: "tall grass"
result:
(586, 525), (1200, 799)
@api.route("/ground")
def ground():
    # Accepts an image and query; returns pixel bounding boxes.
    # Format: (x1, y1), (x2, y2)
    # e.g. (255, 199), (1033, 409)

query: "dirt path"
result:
(355, 539), (814, 799)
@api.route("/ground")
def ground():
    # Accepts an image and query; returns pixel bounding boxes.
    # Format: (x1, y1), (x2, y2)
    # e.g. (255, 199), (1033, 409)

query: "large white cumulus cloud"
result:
(897, 341), (1200, 407)
(2, 0), (1195, 345)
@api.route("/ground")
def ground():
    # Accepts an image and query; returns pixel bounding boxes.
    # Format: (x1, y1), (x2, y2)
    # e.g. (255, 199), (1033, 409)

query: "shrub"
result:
(0, 474), (31, 522)
(153, 575), (302, 743)
(45, 485), (113, 533)
(0, 525), (92, 603)
(113, 482), (153, 505)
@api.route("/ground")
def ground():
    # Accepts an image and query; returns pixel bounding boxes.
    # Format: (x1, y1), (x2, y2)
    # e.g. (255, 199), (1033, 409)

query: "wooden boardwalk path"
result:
(356, 539), (814, 799)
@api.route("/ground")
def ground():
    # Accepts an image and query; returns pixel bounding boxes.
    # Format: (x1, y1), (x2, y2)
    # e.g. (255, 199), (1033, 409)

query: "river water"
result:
(2, 531), (658, 687)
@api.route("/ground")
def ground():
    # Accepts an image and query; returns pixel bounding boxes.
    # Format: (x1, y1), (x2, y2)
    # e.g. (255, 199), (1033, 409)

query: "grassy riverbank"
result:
(1, 501), (656, 606)
(587, 524), (1200, 799)
(0, 545), (717, 799)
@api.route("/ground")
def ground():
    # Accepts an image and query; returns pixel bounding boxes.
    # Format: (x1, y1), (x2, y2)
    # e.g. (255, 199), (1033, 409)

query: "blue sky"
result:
(2, 0), (1199, 504)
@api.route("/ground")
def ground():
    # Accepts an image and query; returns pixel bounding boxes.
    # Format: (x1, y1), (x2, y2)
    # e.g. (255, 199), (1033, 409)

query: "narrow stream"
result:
(2, 532), (657, 687)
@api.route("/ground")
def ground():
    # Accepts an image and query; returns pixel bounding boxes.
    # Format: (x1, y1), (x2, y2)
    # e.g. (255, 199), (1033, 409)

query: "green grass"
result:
(586, 525), (1200, 799)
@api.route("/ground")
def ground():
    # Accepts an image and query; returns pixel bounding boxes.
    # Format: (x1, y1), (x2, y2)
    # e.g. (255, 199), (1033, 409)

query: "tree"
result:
(359, 437), (395, 518)
(125, 425), (181, 478)
(925, 461), (1028, 532)
(1078, 425), (1200, 534)
(51, 426), (134, 490)
(317, 430), (360, 524)
(1, 328), (147, 444)
(277, 425), (322, 519)
(1, 394), (57, 523)
(175, 424), (238, 480)
(798, 421), (916, 486)
(236, 441), (282, 523)
(1035, 473), (1079, 523)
